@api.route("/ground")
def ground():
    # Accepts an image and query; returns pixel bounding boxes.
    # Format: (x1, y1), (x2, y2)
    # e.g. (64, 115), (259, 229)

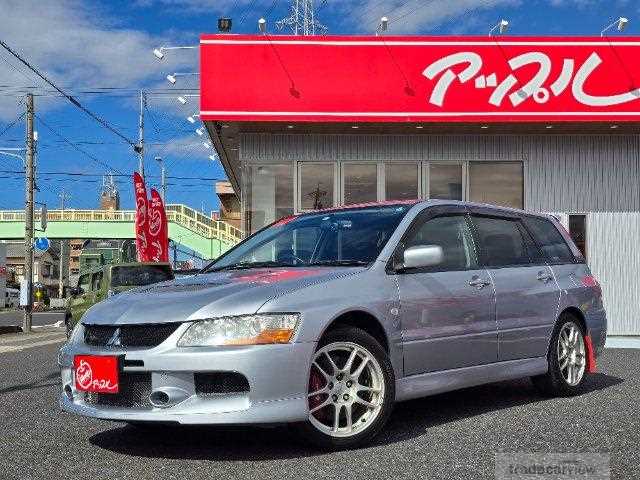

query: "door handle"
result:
(536, 271), (553, 283)
(469, 276), (491, 289)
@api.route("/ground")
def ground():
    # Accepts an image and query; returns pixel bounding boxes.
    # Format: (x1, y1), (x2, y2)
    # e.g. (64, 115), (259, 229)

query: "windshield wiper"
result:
(306, 260), (370, 267)
(207, 261), (295, 272)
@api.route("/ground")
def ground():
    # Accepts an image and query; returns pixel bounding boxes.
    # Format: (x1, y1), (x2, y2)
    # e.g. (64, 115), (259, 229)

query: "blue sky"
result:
(0, 0), (638, 213)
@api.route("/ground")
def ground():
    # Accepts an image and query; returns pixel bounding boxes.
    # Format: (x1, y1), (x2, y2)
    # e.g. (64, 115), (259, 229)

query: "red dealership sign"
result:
(200, 35), (640, 123)
(147, 189), (169, 263)
(133, 172), (150, 262)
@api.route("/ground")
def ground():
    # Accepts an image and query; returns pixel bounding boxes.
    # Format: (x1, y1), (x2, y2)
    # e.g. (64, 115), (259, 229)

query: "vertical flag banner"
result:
(133, 172), (150, 262)
(148, 189), (169, 262)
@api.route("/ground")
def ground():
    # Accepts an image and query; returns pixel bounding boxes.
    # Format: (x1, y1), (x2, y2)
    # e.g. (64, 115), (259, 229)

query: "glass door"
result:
(342, 163), (378, 205)
(427, 163), (464, 200)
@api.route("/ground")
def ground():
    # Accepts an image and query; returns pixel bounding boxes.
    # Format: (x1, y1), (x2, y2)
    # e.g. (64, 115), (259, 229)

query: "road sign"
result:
(19, 279), (29, 307)
(34, 237), (50, 252)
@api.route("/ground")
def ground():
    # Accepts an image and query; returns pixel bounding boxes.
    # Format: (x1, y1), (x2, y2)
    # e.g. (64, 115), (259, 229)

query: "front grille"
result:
(85, 372), (152, 409)
(194, 372), (250, 396)
(84, 323), (181, 348)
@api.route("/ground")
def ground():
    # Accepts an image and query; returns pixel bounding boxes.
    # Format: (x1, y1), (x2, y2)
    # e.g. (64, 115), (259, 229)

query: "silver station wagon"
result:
(59, 200), (607, 449)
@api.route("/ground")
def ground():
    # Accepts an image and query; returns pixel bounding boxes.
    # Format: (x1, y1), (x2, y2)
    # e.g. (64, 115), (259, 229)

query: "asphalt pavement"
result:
(0, 310), (65, 329)
(0, 334), (637, 480)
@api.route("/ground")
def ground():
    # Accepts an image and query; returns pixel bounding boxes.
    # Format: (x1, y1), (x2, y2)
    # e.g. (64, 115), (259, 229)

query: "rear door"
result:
(396, 206), (497, 375)
(469, 210), (560, 361)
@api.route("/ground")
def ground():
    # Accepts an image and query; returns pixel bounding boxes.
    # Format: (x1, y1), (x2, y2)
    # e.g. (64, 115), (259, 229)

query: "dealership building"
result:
(200, 35), (640, 337)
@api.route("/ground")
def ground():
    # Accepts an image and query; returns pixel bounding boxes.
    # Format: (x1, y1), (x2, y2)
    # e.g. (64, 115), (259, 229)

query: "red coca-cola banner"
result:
(148, 189), (169, 262)
(133, 172), (150, 262)
(200, 35), (640, 123)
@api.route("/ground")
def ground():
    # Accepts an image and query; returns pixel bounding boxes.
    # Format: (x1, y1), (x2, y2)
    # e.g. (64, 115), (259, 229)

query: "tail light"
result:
(581, 275), (602, 297)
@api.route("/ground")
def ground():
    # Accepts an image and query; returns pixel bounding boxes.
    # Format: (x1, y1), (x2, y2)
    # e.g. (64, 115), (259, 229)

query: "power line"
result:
(0, 111), (25, 139)
(238, 0), (260, 26)
(34, 113), (124, 174)
(0, 38), (138, 149)
(0, 169), (224, 181)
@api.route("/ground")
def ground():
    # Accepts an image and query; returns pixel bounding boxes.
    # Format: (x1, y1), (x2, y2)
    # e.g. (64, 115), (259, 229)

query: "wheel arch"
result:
(320, 310), (390, 354)
(559, 306), (588, 334)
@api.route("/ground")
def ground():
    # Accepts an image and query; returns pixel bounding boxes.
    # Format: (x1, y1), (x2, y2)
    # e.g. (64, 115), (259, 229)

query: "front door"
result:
(469, 212), (560, 361)
(396, 209), (497, 376)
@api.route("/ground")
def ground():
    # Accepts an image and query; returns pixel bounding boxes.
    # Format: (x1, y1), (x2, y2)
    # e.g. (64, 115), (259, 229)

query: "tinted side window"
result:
(471, 216), (529, 267)
(523, 217), (575, 263)
(91, 271), (103, 291)
(404, 215), (478, 270)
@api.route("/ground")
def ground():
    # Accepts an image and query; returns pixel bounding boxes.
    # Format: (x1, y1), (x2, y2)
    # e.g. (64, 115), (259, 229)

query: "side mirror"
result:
(402, 245), (444, 270)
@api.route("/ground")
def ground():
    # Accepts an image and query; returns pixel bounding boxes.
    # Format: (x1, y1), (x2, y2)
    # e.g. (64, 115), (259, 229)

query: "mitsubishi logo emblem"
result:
(106, 327), (122, 347)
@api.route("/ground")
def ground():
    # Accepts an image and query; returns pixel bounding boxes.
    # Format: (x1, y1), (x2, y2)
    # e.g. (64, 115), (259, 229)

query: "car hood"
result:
(81, 267), (365, 325)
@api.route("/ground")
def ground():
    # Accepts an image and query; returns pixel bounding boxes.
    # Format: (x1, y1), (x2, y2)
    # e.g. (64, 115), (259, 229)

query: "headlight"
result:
(68, 322), (84, 344)
(177, 313), (300, 347)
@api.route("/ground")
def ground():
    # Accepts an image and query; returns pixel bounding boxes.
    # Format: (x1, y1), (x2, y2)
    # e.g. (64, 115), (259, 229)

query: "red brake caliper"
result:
(308, 366), (330, 422)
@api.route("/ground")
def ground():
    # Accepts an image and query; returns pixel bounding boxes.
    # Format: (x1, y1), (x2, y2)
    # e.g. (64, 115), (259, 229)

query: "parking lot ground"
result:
(0, 340), (638, 480)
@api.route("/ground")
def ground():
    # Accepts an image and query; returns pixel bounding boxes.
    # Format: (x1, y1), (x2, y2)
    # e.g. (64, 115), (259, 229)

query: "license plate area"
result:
(74, 355), (120, 394)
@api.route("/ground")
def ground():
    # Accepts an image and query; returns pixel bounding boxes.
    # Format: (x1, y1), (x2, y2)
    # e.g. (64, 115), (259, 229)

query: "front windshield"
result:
(111, 265), (174, 287)
(206, 205), (411, 271)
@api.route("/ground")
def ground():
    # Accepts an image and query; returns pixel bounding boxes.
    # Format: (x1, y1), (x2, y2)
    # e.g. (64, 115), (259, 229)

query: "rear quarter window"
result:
(522, 217), (575, 264)
(470, 216), (530, 267)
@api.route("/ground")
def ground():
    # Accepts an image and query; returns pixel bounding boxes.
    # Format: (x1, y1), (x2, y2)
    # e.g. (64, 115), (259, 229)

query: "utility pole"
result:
(154, 156), (166, 203)
(59, 188), (71, 210)
(137, 90), (146, 179)
(58, 189), (70, 299)
(172, 241), (178, 269)
(23, 93), (35, 334)
(58, 240), (65, 299)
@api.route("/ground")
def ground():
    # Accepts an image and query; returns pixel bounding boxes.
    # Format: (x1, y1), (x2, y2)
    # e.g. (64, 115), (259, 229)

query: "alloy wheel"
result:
(307, 341), (385, 438)
(557, 322), (586, 386)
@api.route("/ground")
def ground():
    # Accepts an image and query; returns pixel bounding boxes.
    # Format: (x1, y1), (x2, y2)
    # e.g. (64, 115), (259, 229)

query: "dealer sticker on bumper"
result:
(73, 355), (119, 394)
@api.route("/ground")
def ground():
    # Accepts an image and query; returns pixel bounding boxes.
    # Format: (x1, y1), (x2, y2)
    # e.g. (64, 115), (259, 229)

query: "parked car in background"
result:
(65, 262), (174, 337)
(59, 201), (607, 449)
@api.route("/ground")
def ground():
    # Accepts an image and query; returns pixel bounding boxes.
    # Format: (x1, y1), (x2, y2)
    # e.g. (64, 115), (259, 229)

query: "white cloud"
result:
(132, 0), (257, 13)
(347, 0), (520, 33)
(0, 0), (196, 120)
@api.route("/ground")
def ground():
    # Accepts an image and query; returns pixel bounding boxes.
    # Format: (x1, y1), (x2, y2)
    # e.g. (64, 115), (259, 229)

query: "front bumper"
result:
(58, 330), (316, 425)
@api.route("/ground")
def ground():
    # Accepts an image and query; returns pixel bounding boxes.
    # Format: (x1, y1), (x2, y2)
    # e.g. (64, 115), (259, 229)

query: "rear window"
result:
(471, 216), (530, 267)
(522, 217), (575, 264)
(111, 265), (173, 288)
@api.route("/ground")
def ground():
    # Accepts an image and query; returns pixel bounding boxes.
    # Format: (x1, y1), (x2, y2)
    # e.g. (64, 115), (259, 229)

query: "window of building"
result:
(569, 214), (587, 260)
(404, 215), (478, 270)
(429, 164), (463, 200)
(343, 163), (378, 205)
(471, 216), (530, 267)
(299, 163), (335, 211)
(246, 164), (294, 234)
(385, 163), (419, 201)
(469, 162), (523, 209)
(523, 216), (575, 264)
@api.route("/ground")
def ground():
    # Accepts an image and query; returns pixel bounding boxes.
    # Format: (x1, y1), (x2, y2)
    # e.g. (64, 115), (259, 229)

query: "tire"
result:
(294, 326), (395, 449)
(532, 313), (588, 397)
